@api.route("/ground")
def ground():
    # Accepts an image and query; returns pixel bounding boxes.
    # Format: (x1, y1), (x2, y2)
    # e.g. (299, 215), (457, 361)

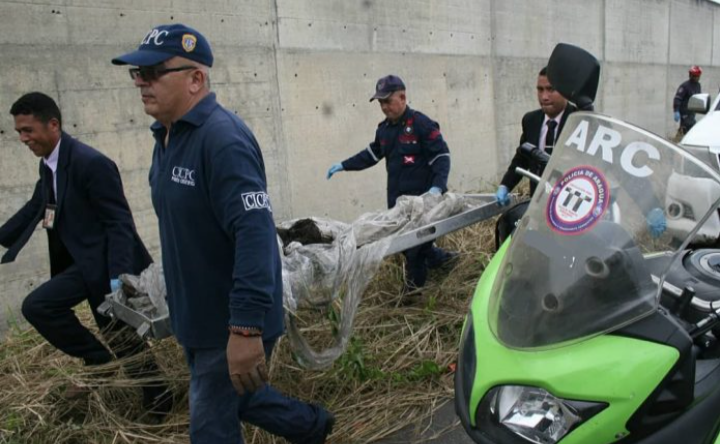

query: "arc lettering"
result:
(565, 121), (660, 178)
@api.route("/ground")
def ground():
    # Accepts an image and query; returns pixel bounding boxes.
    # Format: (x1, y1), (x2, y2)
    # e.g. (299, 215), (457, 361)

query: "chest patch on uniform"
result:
(171, 166), (196, 187)
(399, 134), (418, 144)
(399, 118), (418, 143)
(403, 155), (416, 165)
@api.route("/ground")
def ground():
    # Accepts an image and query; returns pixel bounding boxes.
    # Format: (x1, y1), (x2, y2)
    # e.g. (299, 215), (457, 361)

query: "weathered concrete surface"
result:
(1, 0), (720, 337)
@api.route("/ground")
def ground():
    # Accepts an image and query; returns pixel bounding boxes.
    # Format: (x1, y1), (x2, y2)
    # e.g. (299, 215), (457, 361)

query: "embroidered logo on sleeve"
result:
(242, 191), (272, 212)
(171, 166), (196, 186)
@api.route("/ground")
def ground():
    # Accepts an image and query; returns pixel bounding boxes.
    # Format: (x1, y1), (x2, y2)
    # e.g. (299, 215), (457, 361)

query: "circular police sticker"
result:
(546, 166), (610, 235)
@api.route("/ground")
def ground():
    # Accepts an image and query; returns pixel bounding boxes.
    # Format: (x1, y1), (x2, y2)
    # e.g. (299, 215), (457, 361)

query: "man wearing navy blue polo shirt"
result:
(112, 24), (333, 443)
(327, 75), (457, 293)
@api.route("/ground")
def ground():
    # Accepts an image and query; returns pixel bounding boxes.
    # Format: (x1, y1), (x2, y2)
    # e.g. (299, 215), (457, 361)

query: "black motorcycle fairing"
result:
(613, 309), (696, 440)
(616, 372), (720, 444)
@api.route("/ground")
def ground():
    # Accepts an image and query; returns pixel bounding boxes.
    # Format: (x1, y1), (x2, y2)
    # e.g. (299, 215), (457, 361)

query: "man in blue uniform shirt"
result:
(327, 75), (457, 293)
(112, 24), (333, 444)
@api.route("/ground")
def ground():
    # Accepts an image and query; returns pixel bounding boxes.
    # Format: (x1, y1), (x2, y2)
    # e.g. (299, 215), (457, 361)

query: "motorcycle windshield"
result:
(489, 112), (720, 349)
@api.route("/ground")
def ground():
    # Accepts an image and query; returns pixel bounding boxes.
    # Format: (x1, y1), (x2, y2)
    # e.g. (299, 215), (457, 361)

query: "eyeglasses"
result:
(128, 65), (197, 82)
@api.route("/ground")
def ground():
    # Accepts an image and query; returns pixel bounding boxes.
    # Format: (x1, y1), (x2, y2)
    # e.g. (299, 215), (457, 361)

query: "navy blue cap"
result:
(112, 24), (213, 67)
(370, 75), (406, 101)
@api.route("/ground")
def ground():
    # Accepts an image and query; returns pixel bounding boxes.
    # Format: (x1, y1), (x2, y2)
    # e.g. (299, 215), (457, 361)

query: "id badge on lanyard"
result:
(42, 204), (57, 230)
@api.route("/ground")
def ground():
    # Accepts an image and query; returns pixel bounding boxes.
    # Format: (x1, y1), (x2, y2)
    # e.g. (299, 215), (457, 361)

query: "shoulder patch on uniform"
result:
(242, 191), (272, 212)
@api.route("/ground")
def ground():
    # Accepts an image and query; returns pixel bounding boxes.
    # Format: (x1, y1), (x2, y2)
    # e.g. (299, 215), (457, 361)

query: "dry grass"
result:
(0, 219), (499, 444)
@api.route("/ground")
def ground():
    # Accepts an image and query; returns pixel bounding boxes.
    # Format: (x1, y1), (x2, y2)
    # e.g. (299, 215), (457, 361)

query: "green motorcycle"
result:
(455, 45), (720, 444)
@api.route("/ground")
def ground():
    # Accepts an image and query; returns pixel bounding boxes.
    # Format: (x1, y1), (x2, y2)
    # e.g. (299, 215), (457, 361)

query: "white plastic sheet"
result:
(282, 192), (469, 369)
(111, 193), (478, 369)
(109, 263), (169, 318)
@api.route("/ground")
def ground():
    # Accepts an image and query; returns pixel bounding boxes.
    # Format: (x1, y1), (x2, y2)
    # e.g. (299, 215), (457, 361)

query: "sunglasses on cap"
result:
(128, 65), (197, 82)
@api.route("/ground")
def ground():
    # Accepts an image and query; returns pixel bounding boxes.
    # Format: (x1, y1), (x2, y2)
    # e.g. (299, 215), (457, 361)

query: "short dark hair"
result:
(539, 67), (548, 77)
(10, 92), (62, 129)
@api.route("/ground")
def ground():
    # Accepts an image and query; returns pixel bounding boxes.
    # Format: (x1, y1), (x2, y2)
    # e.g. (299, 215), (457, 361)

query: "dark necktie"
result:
(545, 119), (558, 155)
(43, 164), (56, 204)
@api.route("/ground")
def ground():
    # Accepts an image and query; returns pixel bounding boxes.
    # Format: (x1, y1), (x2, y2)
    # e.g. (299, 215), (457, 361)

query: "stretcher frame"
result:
(98, 194), (518, 339)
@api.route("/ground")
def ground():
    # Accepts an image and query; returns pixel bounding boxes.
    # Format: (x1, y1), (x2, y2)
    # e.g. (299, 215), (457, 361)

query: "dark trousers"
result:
(403, 241), (452, 288)
(680, 114), (697, 134)
(184, 339), (328, 444)
(21, 264), (157, 375)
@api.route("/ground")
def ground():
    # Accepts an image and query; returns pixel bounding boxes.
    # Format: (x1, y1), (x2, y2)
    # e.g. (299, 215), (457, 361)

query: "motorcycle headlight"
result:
(476, 385), (606, 444)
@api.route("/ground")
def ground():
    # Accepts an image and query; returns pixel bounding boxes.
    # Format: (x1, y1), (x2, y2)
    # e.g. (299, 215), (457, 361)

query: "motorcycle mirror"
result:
(546, 43), (600, 111)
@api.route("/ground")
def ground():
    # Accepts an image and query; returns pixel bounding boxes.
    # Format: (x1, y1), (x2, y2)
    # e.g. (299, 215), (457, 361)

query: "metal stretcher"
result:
(98, 194), (517, 339)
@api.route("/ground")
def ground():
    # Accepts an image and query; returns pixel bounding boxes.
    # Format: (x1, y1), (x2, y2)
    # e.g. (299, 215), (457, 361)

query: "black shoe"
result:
(321, 411), (335, 443)
(141, 385), (173, 423)
(428, 251), (460, 271)
(399, 283), (423, 306)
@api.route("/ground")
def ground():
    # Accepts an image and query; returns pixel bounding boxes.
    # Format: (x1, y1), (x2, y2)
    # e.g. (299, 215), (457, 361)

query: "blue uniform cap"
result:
(112, 24), (213, 67)
(370, 75), (406, 101)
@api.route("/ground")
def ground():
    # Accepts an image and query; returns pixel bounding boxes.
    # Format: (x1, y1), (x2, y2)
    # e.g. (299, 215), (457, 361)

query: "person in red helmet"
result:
(673, 65), (702, 134)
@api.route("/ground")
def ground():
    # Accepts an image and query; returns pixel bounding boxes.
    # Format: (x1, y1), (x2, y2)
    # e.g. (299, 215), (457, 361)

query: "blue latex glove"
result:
(646, 207), (667, 238)
(495, 185), (510, 207)
(428, 186), (442, 195)
(673, 111), (680, 122)
(110, 278), (121, 292)
(326, 163), (343, 180)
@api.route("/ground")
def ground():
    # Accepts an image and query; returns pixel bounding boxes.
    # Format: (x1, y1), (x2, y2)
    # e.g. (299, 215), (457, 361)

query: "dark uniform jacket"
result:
(149, 93), (283, 348)
(341, 106), (450, 208)
(673, 79), (702, 116)
(0, 132), (151, 297)
(500, 104), (576, 195)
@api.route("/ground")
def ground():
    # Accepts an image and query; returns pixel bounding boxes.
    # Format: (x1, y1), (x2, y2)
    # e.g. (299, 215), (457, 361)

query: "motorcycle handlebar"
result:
(518, 142), (551, 166)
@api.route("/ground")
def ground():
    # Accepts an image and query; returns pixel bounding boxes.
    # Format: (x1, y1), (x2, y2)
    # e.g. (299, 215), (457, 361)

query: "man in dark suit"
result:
(496, 66), (577, 205)
(0, 92), (169, 416)
(493, 67), (667, 247)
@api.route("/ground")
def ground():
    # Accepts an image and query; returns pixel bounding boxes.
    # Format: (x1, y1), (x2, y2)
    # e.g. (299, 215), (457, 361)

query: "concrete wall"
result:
(1, 0), (719, 328)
